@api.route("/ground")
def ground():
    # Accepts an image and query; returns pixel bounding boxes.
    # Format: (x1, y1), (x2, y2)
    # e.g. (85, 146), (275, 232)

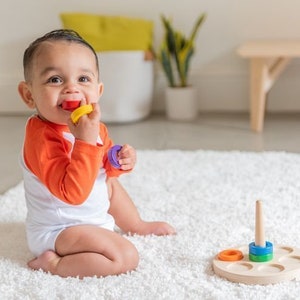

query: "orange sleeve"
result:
(24, 118), (103, 205)
(24, 118), (131, 205)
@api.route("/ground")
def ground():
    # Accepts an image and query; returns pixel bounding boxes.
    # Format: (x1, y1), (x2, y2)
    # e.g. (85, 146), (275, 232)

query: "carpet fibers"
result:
(1, 150), (300, 299)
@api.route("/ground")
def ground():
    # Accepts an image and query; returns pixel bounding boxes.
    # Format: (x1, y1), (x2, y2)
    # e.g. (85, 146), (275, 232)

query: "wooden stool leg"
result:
(250, 58), (268, 132)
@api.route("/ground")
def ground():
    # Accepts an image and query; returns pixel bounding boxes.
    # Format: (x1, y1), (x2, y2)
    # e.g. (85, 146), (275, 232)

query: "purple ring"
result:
(108, 145), (122, 169)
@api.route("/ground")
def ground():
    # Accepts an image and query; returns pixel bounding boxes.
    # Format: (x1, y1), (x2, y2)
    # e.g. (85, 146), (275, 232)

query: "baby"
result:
(18, 29), (175, 278)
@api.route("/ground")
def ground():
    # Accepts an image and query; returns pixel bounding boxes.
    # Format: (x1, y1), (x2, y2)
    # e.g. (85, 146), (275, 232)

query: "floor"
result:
(1, 112), (300, 194)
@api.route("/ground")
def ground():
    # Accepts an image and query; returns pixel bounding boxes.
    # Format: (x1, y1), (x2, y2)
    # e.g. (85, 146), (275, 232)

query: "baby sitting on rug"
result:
(18, 29), (175, 278)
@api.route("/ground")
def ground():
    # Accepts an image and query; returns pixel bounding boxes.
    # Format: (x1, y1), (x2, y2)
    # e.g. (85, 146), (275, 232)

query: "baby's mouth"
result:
(61, 100), (81, 112)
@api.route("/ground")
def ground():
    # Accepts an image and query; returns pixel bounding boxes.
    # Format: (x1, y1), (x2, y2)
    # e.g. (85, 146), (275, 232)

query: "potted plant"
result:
(158, 13), (206, 120)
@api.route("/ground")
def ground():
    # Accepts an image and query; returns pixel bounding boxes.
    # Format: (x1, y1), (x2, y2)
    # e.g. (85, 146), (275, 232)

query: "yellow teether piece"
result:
(70, 104), (93, 123)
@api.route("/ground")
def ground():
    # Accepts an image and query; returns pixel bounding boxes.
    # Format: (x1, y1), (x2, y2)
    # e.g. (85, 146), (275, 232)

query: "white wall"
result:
(2, 0), (300, 113)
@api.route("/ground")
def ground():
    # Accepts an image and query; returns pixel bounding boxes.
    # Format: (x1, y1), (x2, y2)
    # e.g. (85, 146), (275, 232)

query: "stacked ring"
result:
(108, 145), (122, 169)
(249, 241), (273, 255)
(218, 249), (244, 261)
(248, 241), (273, 262)
(70, 104), (93, 123)
(62, 100), (81, 111)
(249, 253), (273, 262)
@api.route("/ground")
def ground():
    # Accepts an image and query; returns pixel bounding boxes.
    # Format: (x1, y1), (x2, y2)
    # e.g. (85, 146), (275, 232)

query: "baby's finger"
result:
(89, 102), (100, 118)
(119, 144), (135, 158)
(119, 158), (135, 170)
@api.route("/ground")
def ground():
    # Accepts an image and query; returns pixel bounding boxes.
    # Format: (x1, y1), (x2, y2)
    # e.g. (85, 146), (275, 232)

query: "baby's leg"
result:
(107, 178), (176, 236)
(28, 225), (139, 278)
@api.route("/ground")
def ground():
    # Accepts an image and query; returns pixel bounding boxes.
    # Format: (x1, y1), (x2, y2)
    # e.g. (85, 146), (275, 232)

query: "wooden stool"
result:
(237, 40), (300, 132)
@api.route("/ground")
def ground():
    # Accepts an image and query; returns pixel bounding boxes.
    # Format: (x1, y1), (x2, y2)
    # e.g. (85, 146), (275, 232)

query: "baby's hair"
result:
(23, 29), (99, 81)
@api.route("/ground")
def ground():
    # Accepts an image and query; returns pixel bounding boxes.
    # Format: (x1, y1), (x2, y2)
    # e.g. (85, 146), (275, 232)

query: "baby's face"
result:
(26, 40), (102, 125)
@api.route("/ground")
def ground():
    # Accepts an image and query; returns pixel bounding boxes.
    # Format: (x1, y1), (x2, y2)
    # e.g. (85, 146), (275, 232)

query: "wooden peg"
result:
(255, 200), (265, 247)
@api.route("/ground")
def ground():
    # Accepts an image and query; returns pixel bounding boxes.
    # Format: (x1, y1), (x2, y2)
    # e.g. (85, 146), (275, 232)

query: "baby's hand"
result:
(68, 102), (101, 145)
(117, 144), (136, 170)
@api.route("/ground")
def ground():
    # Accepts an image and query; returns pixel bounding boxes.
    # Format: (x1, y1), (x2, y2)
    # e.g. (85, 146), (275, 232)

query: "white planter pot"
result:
(98, 51), (153, 123)
(165, 86), (198, 121)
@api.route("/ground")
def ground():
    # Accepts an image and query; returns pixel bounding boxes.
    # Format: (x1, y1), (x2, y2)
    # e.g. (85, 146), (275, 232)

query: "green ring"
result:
(249, 253), (273, 262)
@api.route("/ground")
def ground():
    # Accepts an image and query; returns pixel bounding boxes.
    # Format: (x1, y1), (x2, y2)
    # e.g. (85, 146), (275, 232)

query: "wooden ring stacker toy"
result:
(71, 104), (93, 124)
(213, 200), (300, 285)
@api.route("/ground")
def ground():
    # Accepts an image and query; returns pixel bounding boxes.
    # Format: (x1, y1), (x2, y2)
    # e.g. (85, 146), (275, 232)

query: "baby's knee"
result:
(131, 245), (139, 268)
(121, 243), (139, 272)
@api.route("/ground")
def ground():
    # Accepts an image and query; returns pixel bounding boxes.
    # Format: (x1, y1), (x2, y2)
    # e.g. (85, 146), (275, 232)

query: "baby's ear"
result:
(98, 82), (104, 98)
(18, 81), (36, 109)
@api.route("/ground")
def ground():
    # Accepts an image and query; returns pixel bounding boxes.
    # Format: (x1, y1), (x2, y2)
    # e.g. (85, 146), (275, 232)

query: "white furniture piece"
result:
(98, 51), (154, 123)
(237, 40), (300, 132)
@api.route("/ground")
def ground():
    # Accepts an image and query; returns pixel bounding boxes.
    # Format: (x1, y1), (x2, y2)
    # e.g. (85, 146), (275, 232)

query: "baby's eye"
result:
(48, 76), (62, 84)
(79, 76), (90, 83)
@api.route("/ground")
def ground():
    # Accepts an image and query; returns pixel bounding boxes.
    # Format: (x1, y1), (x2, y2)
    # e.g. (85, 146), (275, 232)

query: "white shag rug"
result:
(1, 150), (300, 300)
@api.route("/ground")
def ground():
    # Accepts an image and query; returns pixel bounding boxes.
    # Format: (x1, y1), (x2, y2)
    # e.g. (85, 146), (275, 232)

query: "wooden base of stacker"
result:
(213, 245), (300, 285)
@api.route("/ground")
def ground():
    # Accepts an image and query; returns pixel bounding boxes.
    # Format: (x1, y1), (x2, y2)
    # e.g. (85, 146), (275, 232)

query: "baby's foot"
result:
(28, 250), (60, 274)
(134, 221), (176, 236)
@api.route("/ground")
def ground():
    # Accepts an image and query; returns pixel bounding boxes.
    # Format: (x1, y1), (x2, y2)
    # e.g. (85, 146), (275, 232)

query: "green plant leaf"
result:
(160, 42), (175, 87)
(178, 42), (194, 87)
(158, 13), (206, 87)
(189, 14), (206, 43)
